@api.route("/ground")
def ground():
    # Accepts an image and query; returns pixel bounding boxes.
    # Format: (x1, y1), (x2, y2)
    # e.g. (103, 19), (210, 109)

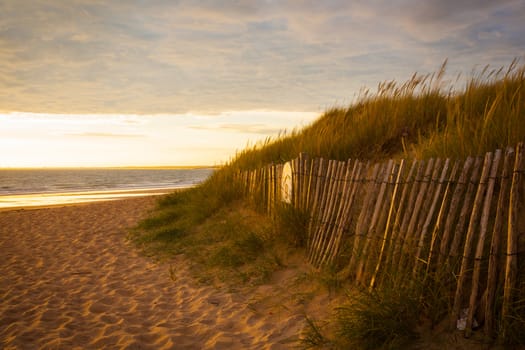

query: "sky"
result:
(1, 0), (524, 167)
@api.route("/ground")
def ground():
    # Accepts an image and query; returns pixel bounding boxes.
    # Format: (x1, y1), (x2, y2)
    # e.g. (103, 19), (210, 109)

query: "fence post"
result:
(502, 142), (524, 339)
(452, 152), (493, 330)
(485, 147), (514, 338)
(465, 149), (501, 337)
(370, 159), (404, 289)
(426, 160), (460, 274)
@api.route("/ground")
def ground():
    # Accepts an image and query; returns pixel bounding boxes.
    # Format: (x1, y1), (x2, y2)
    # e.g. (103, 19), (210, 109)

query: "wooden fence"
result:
(236, 143), (525, 338)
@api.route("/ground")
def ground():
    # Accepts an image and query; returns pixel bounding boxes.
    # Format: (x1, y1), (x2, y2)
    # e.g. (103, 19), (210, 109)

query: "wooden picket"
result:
(233, 142), (525, 338)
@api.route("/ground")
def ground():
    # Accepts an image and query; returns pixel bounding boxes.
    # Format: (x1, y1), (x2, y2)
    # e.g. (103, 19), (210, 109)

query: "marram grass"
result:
(229, 59), (525, 171)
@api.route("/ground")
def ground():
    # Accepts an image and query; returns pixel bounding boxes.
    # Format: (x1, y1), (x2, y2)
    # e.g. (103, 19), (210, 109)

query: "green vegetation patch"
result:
(131, 186), (294, 286)
(300, 284), (421, 350)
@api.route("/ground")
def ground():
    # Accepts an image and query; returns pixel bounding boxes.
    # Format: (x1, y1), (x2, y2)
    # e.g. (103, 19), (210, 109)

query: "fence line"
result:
(235, 142), (525, 338)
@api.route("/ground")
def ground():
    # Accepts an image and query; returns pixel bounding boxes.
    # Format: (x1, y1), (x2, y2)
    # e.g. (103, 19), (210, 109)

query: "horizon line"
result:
(0, 165), (220, 170)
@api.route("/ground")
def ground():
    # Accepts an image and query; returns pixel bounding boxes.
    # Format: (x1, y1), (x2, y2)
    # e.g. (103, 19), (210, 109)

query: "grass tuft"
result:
(274, 203), (311, 248)
(299, 316), (332, 349)
(334, 286), (420, 350)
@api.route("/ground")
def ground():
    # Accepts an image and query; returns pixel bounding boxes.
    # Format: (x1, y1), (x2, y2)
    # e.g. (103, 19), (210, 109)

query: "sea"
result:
(0, 168), (214, 209)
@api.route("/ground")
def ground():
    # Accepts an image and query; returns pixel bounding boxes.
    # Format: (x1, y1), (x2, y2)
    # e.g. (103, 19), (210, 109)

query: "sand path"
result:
(0, 197), (306, 349)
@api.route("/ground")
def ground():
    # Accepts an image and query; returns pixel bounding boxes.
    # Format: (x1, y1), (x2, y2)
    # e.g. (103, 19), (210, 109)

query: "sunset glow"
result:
(0, 111), (317, 167)
(1, 1), (523, 167)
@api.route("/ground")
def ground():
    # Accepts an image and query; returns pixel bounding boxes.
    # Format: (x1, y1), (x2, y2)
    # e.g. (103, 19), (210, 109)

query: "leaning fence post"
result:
(484, 147), (514, 338)
(370, 159), (404, 289)
(465, 149), (501, 337)
(451, 152), (493, 331)
(502, 142), (524, 339)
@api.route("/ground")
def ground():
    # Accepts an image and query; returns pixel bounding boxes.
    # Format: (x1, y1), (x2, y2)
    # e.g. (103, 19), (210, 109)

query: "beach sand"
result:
(0, 196), (321, 349)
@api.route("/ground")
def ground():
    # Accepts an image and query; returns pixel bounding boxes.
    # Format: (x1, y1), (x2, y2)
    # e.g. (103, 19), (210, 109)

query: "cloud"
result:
(2, 112), (147, 126)
(1, 1), (524, 114)
(190, 123), (283, 135)
(388, 0), (524, 42)
(64, 132), (144, 138)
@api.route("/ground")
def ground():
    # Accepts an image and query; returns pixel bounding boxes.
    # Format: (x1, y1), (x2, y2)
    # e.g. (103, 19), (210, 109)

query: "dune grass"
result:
(333, 285), (421, 349)
(229, 59), (524, 170)
(133, 60), (525, 348)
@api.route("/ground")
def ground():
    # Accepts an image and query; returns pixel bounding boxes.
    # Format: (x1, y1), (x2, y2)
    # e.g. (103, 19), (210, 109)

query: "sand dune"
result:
(0, 197), (311, 349)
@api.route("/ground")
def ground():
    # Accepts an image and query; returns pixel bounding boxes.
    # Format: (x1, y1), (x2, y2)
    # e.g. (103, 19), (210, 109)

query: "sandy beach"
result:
(0, 196), (316, 349)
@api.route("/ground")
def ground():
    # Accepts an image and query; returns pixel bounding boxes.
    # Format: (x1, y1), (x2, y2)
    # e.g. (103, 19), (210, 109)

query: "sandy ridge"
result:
(0, 197), (306, 349)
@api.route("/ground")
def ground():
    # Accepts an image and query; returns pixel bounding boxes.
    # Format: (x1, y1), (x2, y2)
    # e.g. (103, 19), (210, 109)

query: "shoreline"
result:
(0, 186), (188, 211)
